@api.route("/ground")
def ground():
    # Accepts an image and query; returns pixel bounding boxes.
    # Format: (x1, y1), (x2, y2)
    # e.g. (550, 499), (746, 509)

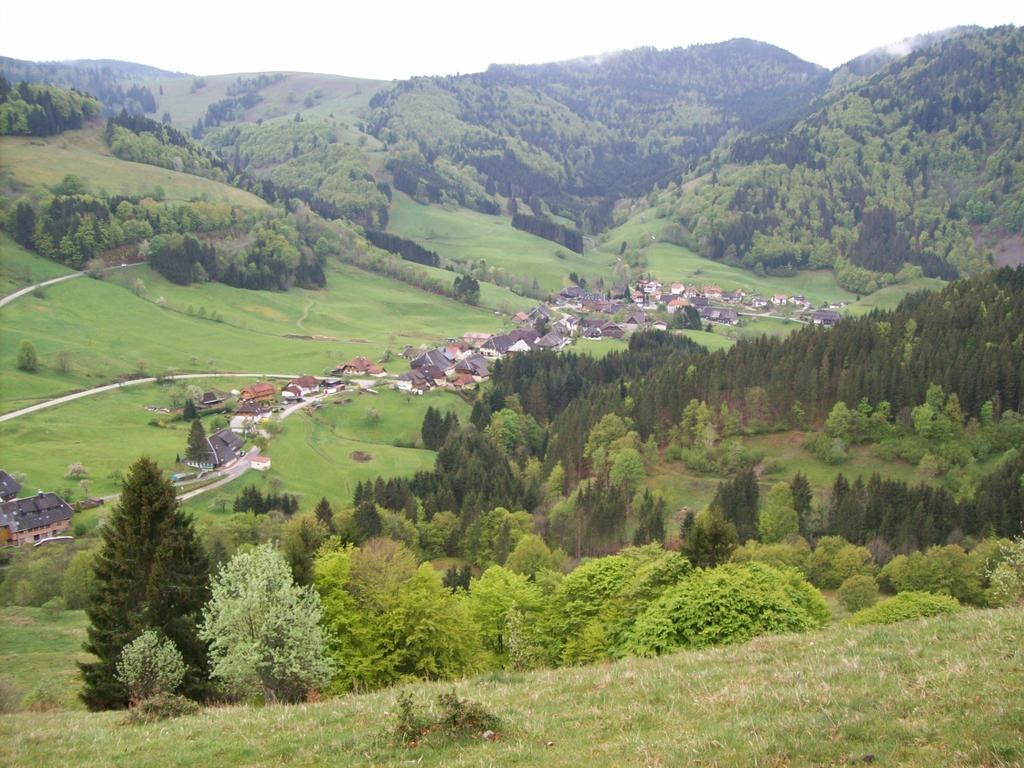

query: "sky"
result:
(1, 0), (1022, 80)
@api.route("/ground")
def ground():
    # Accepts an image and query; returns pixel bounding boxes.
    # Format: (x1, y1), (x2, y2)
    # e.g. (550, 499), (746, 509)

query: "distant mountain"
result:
(829, 26), (981, 89)
(665, 25), (1024, 289)
(0, 56), (187, 116)
(367, 39), (830, 228)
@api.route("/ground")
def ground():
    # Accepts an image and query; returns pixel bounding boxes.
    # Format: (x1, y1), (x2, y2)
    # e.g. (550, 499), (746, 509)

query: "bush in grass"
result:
(390, 691), (499, 746)
(625, 562), (829, 657)
(22, 679), (64, 712)
(878, 545), (985, 605)
(845, 591), (960, 626)
(730, 537), (811, 574)
(806, 536), (876, 589)
(126, 692), (200, 724)
(115, 630), (186, 706)
(987, 537), (1024, 607)
(837, 574), (878, 613)
(40, 596), (65, 619)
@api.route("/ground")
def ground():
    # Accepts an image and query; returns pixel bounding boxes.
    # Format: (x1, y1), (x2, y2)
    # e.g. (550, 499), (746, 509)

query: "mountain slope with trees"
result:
(367, 39), (830, 228)
(668, 26), (1024, 289)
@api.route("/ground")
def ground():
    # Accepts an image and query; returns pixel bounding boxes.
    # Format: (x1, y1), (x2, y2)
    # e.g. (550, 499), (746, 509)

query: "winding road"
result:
(0, 372), (301, 423)
(0, 262), (141, 309)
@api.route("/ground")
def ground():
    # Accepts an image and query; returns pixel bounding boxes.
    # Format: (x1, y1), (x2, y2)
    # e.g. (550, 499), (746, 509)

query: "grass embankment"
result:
(0, 607), (1020, 766)
(0, 127), (267, 207)
(0, 258), (512, 411)
(183, 388), (470, 517)
(387, 191), (616, 293)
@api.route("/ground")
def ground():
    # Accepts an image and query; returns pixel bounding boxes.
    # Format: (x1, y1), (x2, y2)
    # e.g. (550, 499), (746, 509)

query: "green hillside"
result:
(387, 191), (616, 294)
(0, 126), (267, 206)
(1, 607), (1020, 767)
(151, 71), (389, 133)
(668, 26), (1024, 288)
(0, 258), (513, 410)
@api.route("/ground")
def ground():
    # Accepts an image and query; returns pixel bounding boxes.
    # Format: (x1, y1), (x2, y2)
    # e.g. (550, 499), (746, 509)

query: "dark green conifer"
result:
(80, 457), (211, 709)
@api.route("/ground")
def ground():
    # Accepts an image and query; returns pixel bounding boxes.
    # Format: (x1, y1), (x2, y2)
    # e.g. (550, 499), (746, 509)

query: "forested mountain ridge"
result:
(668, 25), (1024, 290)
(366, 39), (830, 227)
(0, 57), (184, 116)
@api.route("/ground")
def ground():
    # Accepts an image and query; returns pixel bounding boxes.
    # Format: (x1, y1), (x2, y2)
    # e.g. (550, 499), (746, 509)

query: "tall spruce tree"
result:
(80, 457), (211, 709)
(185, 419), (207, 464)
(421, 406), (443, 449)
(314, 496), (335, 533)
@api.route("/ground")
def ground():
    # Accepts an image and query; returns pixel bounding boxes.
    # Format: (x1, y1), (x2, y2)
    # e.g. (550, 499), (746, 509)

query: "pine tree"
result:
(790, 471), (814, 535)
(353, 500), (382, 542)
(185, 419), (207, 464)
(422, 406), (442, 449)
(314, 497), (334, 533)
(80, 457), (211, 709)
(183, 399), (198, 420)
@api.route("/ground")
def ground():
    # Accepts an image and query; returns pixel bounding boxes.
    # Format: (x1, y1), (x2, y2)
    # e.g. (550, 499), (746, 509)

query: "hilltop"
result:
(1, 606), (1021, 767)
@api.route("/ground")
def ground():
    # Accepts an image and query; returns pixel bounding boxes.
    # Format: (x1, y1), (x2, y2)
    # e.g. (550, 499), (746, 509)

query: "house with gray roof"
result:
(0, 492), (74, 546)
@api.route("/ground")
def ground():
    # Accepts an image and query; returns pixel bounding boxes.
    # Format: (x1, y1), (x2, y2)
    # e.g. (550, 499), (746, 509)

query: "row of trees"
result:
(0, 77), (100, 136)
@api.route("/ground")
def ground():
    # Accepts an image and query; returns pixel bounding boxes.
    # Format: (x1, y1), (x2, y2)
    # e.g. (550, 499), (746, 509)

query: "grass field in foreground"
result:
(0, 127), (267, 207)
(0, 259), (512, 411)
(0, 606), (91, 711)
(1, 607), (1020, 766)
(387, 191), (616, 293)
(182, 388), (469, 517)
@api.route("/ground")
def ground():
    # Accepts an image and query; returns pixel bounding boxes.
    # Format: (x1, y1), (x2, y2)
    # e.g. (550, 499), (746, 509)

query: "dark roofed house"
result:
(0, 470), (21, 502)
(481, 334), (514, 358)
(200, 390), (227, 407)
(812, 309), (842, 327)
(455, 354), (490, 379)
(0, 492), (74, 546)
(601, 322), (625, 339)
(289, 375), (320, 396)
(396, 369), (435, 394)
(509, 328), (540, 345)
(411, 348), (454, 371)
(700, 307), (739, 325)
(535, 331), (568, 351)
(188, 429), (245, 471)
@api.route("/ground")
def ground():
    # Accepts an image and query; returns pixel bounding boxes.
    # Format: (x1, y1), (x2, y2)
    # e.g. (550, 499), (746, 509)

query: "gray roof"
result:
(0, 470), (21, 499)
(206, 429), (244, 467)
(411, 348), (453, 370)
(0, 493), (73, 533)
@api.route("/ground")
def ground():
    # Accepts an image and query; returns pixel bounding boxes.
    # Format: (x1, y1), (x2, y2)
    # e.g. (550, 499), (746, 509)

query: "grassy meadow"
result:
(0, 607), (91, 711)
(183, 388), (470, 517)
(0, 236), (75, 296)
(387, 191), (616, 293)
(0, 257), (515, 411)
(0, 127), (267, 207)
(0, 607), (1020, 766)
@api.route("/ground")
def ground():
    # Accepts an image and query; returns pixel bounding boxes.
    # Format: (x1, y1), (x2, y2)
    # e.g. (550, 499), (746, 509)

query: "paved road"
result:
(177, 447), (260, 502)
(0, 262), (141, 309)
(0, 372), (300, 423)
(0, 272), (83, 308)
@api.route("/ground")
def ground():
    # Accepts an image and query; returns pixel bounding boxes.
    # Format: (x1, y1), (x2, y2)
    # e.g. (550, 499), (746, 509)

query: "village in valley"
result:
(0, 275), (850, 548)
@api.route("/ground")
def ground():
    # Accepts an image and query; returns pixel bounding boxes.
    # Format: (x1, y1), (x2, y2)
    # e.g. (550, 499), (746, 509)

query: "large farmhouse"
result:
(0, 492), (74, 546)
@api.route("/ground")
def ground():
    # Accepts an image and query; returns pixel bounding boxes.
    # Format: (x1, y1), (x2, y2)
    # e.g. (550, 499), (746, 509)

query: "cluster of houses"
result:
(0, 470), (74, 546)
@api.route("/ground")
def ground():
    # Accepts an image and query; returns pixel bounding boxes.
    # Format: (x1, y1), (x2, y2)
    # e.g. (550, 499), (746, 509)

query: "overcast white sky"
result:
(1, 0), (1021, 80)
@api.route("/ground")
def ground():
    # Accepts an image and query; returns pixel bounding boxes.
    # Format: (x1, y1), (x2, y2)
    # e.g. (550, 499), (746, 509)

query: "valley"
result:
(0, 20), (1022, 767)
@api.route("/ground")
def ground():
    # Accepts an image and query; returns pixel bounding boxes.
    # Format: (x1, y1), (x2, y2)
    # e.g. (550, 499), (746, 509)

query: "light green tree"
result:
(758, 482), (799, 543)
(115, 630), (186, 706)
(200, 544), (332, 703)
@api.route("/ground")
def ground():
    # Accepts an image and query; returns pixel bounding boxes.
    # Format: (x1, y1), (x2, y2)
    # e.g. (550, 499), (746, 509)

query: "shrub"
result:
(731, 538), (810, 574)
(126, 692), (200, 724)
(40, 596), (65, 619)
(115, 630), (187, 705)
(845, 591), (961, 627)
(987, 537), (1024, 607)
(625, 563), (829, 657)
(390, 691), (500, 746)
(837, 575), (878, 613)
(878, 545), (985, 605)
(21, 679), (64, 711)
(807, 536), (876, 589)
